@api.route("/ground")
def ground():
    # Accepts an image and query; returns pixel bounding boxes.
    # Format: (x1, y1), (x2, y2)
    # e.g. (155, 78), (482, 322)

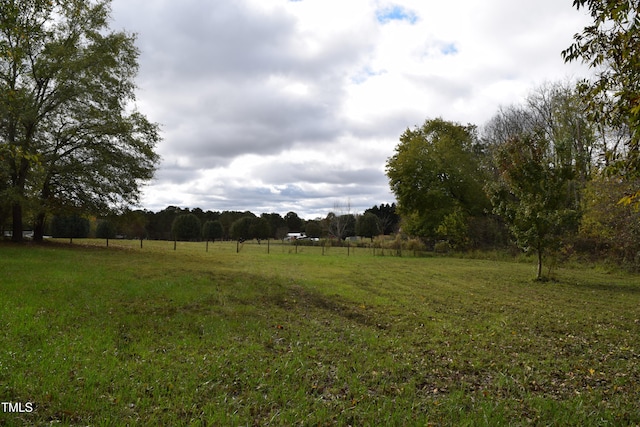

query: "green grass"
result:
(1, 239), (640, 426)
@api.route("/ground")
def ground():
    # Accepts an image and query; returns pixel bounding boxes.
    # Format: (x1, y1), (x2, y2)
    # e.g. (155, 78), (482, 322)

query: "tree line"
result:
(42, 203), (402, 243)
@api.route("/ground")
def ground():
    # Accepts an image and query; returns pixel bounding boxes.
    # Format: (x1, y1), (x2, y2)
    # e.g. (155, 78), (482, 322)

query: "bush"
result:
(405, 238), (426, 252)
(434, 241), (451, 254)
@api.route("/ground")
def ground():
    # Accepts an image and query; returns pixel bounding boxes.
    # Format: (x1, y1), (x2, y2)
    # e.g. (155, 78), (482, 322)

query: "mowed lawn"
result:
(1, 240), (639, 426)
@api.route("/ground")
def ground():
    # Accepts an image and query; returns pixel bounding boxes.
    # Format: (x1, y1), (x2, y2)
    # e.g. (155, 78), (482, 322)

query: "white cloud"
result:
(110, 0), (593, 218)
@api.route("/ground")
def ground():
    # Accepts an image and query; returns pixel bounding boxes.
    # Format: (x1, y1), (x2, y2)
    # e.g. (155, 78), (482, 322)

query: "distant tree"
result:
(364, 203), (400, 234)
(121, 209), (148, 241)
(230, 216), (253, 241)
(202, 220), (223, 242)
(342, 214), (357, 239)
(261, 213), (286, 239)
(50, 214), (90, 240)
(219, 211), (250, 239)
(386, 118), (490, 242)
(172, 214), (201, 241)
(356, 212), (380, 241)
(96, 220), (116, 240)
(327, 200), (355, 240)
(284, 211), (304, 232)
(201, 210), (221, 226)
(304, 220), (323, 238)
(148, 206), (185, 240)
(250, 217), (271, 241)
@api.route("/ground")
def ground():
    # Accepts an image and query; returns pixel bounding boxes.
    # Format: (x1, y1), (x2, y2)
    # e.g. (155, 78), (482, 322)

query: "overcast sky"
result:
(109, 0), (592, 219)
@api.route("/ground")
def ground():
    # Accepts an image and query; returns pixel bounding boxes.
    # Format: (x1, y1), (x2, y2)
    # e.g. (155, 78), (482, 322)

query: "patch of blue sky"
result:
(351, 67), (387, 84)
(376, 5), (418, 25)
(440, 43), (458, 56)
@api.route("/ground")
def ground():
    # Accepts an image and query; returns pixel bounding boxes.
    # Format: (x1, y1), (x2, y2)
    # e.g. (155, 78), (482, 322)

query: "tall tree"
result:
(563, 0), (640, 202)
(0, 0), (160, 241)
(386, 118), (489, 242)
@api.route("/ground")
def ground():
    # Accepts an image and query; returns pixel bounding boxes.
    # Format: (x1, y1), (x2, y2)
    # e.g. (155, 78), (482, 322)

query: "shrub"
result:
(434, 241), (451, 254)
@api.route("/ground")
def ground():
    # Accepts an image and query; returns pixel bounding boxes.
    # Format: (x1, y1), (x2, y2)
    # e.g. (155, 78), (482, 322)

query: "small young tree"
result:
(96, 220), (116, 238)
(202, 220), (223, 242)
(230, 217), (253, 241)
(172, 214), (201, 241)
(489, 133), (580, 279)
(96, 220), (116, 246)
(250, 217), (272, 243)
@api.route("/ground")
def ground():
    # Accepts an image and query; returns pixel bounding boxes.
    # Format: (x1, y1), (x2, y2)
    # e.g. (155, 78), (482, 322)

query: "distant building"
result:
(284, 232), (306, 241)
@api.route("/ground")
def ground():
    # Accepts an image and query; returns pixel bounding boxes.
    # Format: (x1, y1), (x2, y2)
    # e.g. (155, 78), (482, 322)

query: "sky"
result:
(109, 0), (593, 219)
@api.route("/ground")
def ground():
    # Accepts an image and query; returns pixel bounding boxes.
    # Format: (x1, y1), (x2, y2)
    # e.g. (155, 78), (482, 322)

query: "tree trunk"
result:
(11, 203), (22, 242)
(537, 247), (543, 280)
(33, 212), (46, 242)
(33, 179), (51, 242)
(10, 158), (30, 243)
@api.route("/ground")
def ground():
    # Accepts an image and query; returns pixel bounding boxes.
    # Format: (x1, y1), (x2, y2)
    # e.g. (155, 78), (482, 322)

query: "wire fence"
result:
(48, 238), (436, 258)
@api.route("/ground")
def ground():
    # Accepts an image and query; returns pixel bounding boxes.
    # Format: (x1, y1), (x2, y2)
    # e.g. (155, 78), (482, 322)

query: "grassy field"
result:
(0, 239), (639, 426)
